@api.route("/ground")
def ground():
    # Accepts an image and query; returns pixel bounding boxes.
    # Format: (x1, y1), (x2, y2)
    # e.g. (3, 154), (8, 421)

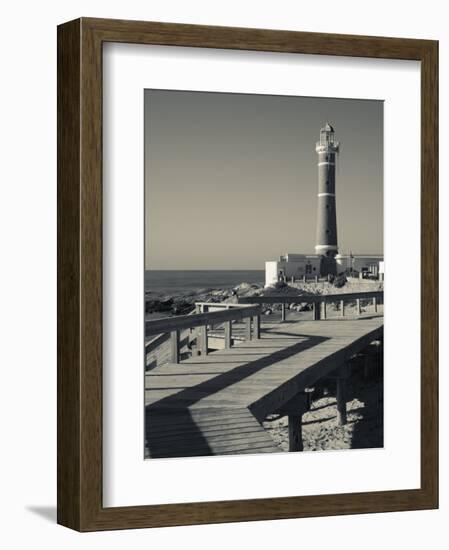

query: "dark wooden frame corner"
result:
(57, 17), (438, 531)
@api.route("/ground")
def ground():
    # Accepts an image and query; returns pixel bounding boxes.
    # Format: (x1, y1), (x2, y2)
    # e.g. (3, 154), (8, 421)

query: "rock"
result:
(145, 297), (173, 314)
(210, 290), (225, 296)
(234, 282), (252, 292)
(171, 299), (194, 315)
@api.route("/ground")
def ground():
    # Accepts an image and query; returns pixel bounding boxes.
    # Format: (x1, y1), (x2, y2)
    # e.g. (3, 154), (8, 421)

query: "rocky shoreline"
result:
(145, 277), (384, 318)
(145, 281), (265, 317)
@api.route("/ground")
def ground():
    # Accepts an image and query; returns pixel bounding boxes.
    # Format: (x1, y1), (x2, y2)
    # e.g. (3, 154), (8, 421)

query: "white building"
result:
(265, 254), (321, 287)
(336, 254), (384, 278)
(265, 253), (384, 287)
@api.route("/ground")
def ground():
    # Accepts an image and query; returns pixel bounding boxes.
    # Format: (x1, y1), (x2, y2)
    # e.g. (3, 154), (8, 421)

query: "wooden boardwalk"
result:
(145, 313), (384, 458)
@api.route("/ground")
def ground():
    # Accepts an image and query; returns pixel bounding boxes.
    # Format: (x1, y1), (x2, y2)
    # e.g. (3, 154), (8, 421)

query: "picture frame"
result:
(57, 17), (438, 531)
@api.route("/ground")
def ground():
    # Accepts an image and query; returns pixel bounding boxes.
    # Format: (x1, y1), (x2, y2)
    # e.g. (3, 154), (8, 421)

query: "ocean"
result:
(145, 270), (264, 296)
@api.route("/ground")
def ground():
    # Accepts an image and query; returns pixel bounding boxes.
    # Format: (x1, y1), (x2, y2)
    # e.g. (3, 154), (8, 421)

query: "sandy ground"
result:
(263, 352), (384, 451)
(290, 278), (383, 296)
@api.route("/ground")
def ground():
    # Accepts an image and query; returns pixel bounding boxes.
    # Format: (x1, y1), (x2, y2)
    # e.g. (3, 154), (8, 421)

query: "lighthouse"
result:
(263, 121), (383, 287)
(315, 123), (340, 276)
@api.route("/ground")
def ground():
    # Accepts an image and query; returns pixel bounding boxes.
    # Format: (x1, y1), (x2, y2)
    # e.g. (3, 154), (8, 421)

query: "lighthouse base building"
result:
(264, 253), (384, 287)
(264, 123), (384, 287)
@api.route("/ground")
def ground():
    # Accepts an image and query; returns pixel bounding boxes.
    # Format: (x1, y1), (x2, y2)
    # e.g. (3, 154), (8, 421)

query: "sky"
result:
(144, 90), (383, 270)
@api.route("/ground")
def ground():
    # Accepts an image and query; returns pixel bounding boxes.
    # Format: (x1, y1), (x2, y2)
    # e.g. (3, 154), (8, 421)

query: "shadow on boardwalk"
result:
(145, 334), (328, 458)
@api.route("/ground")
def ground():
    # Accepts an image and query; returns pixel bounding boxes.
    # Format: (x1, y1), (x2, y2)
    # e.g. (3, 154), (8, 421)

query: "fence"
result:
(238, 291), (383, 322)
(145, 303), (261, 363)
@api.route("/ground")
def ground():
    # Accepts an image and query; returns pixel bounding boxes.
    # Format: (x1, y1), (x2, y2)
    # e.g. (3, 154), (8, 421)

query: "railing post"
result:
(170, 329), (180, 363)
(340, 299), (345, 317)
(252, 315), (261, 340)
(356, 298), (361, 315)
(190, 328), (199, 357)
(224, 320), (232, 349)
(194, 304), (202, 356)
(373, 296), (377, 312)
(200, 325), (208, 355)
(245, 316), (252, 341)
(281, 303), (286, 322)
(313, 301), (321, 320)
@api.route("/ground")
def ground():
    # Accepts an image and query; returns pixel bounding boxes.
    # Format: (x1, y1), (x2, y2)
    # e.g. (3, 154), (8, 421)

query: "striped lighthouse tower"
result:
(315, 122), (340, 276)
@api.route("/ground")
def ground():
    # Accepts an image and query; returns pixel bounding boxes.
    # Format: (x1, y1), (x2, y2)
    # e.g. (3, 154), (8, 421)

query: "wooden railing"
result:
(145, 306), (197, 357)
(145, 291), (383, 364)
(145, 303), (261, 363)
(238, 291), (383, 322)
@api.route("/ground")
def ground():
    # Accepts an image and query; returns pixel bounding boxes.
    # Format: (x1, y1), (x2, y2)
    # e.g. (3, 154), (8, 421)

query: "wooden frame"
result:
(57, 17), (438, 531)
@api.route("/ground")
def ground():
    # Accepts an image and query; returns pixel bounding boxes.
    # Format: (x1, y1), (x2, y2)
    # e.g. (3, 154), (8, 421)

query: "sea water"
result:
(144, 270), (264, 296)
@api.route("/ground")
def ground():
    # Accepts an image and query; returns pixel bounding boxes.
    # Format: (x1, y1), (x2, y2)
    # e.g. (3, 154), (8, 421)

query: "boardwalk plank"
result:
(146, 408), (279, 458)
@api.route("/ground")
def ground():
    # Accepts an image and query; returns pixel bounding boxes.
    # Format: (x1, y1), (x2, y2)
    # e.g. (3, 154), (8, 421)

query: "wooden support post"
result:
(356, 298), (361, 315)
(224, 320), (232, 349)
(336, 377), (347, 426)
(303, 275), (306, 283)
(277, 394), (309, 452)
(364, 352), (375, 379)
(170, 329), (180, 363)
(200, 325), (208, 355)
(313, 301), (321, 320)
(245, 316), (252, 341)
(340, 299), (345, 317)
(252, 315), (260, 340)
(288, 415), (303, 452)
(315, 275), (318, 283)
(373, 296), (377, 312)
(322, 300), (327, 320)
(281, 303), (286, 322)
